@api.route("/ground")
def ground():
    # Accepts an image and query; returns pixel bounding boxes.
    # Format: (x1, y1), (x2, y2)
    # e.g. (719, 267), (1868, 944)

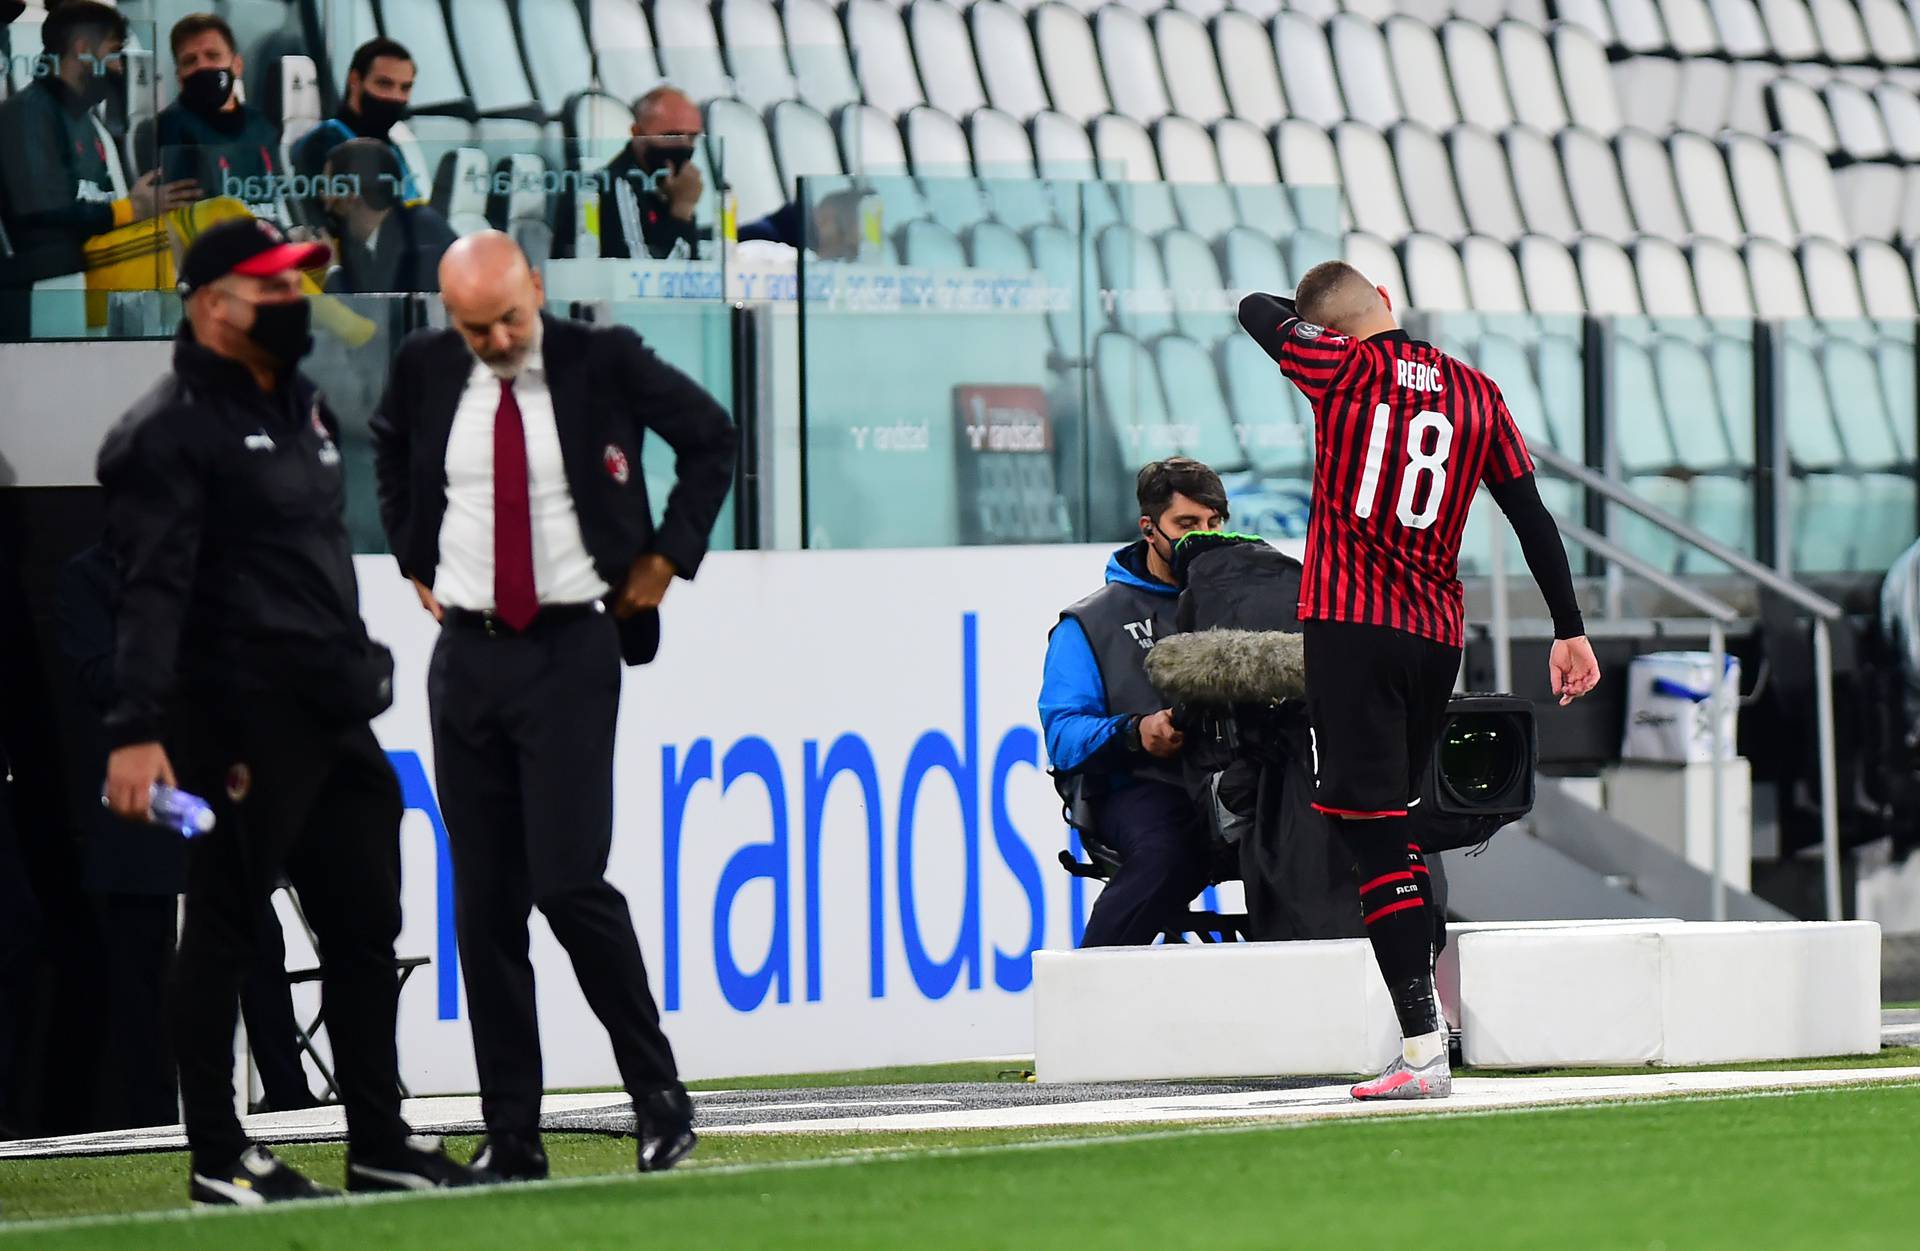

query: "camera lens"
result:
(1440, 716), (1516, 802)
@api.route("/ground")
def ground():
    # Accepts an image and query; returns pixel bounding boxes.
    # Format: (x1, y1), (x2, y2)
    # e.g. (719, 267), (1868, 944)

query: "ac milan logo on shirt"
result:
(604, 444), (631, 485)
(226, 763), (252, 803)
(1293, 322), (1326, 340)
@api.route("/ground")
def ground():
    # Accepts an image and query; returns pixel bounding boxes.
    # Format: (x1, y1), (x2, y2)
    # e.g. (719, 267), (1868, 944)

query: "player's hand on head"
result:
(1549, 636), (1601, 706)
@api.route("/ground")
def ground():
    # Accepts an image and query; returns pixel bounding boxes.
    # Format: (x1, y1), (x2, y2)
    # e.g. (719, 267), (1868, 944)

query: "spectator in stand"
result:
(576, 86), (710, 261)
(319, 139), (454, 295)
(290, 37), (416, 220)
(0, 2), (200, 282)
(154, 13), (286, 223)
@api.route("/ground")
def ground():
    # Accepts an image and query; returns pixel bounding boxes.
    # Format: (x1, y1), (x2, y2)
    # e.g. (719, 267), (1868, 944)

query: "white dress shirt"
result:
(434, 344), (612, 611)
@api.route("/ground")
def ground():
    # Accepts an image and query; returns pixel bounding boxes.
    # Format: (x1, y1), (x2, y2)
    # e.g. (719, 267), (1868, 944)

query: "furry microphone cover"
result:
(1143, 629), (1307, 706)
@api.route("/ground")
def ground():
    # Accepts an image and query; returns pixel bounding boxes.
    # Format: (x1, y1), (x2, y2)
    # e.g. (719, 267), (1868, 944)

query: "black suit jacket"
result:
(324, 205), (459, 295)
(370, 314), (736, 664)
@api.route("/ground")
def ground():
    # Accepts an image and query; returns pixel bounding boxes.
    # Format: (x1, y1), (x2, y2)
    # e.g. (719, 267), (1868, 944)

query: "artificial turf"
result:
(5, 1079), (1918, 1249)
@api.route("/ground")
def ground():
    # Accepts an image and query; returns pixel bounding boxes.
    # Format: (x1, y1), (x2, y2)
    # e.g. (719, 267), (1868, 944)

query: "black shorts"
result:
(1301, 619), (1463, 818)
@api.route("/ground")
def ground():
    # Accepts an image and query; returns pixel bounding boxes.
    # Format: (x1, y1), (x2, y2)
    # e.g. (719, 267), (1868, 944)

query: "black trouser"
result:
(169, 699), (409, 1169)
(1081, 779), (1212, 947)
(429, 609), (682, 1136)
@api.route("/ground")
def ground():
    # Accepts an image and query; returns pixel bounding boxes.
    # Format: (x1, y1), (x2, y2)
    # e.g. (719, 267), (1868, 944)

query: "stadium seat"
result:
(968, 219), (1032, 271)
(1689, 236), (1759, 320)
(1536, 331), (1589, 451)
(1808, 0), (1872, 60)
(1477, 333), (1557, 450)
(1443, 19), (1517, 133)
(1221, 226), (1291, 298)
(903, 107), (988, 234)
(1711, 0), (1775, 56)
(1214, 10), (1288, 130)
(717, 0), (800, 113)
(1669, 130), (1745, 244)
(784, 0), (861, 116)
(1517, 235), (1586, 316)
(1553, 22), (1624, 136)
(901, 218), (968, 268)
(1329, 14), (1404, 132)
(1766, 78), (1839, 153)
(500, 153), (554, 264)
(1391, 123), (1467, 241)
(1155, 335), (1247, 471)
(1214, 118), (1291, 231)
(1450, 124), (1527, 244)
(374, 0), (470, 117)
(1098, 226), (1176, 339)
(1221, 334), (1313, 477)
(586, 0), (661, 105)
(769, 100), (843, 204)
(438, 147), (495, 235)
(1759, 0), (1825, 61)
(1154, 9), (1229, 126)
(1093, 115), (1179, 235)
(1633, 236), (1705, 318)
(1034, 4), (1112, 125)
(1559, 128), (1637, 245)
(1496, 21), (1568, 136)
(969, 109), (1053, 230)
(448, 0), (547, 121)
(1154, 118), (1236, 242)
(1274, 12), (1346, 130)
(1557, 0), (1620, 43)
(1275, 120), (1347, 227)
(910, 0), (989, 120)
(837, 101), (909, 177)
(1576, 238), (1644, 318)
(1094, 7), (1171, 126)
(971, 0), (1051, 121)
(1859, 0), (1920, 63)
(651, 0), (735, 106)
(1333, 123), (1412, 242)
(1402, 232), (1472, 312)
(1504, 126), (1580, 243)
(1873, 82), (1920, 163)
(1461, 235), (1529, 315)
(1615, 129), (1689, 244)
(1384, 16), (1460, 132)
(846, 0), (925, 118)
(1855, 240), (1919, 320)
(705, 98), (785, 222)
(516, 0), (593, 119)
(1654, 337), (1738, 470)
(1744, 237), (1812, 321)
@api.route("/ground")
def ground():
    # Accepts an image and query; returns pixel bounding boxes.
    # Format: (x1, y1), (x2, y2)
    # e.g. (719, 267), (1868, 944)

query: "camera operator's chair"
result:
(1053, 773), (1248, 943)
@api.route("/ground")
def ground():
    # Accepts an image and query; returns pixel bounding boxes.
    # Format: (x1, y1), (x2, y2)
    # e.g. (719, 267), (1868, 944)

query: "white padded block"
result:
(1033, 942), (1400, 1083)
(1461, 922), (1881, 1068)
(1461, 929), (1669, 1068)
(1436, 920), (1680, 1030)
(1658, 922), (1880, 1065)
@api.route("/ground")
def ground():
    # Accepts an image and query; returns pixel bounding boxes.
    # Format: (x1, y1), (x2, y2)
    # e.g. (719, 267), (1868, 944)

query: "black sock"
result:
(1338, 816), (1438, 1039)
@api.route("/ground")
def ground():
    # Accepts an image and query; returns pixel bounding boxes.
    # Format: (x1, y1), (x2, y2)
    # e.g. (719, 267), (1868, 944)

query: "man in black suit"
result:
(319, 139), (456, 296)
(371, 232), (735, 1180)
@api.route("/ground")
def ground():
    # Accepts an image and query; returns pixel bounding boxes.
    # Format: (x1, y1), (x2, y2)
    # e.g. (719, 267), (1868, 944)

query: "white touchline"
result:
(3, 1075), (1916, 1240)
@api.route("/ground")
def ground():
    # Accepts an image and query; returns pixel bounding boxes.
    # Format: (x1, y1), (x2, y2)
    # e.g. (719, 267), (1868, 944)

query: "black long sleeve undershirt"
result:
(1487, 473), (1586, 640)
(1236, 292), (1298, 363)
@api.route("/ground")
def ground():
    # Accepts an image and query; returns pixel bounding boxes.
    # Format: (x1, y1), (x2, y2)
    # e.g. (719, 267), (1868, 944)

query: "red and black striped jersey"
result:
(1247, 311), (1532, 648)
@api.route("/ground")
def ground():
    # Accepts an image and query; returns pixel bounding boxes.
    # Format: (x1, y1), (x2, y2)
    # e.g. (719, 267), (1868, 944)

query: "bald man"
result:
(570, 85), (711, 260)
(371, 234), (735, 1177)
(1239, 261), (1599, 1101)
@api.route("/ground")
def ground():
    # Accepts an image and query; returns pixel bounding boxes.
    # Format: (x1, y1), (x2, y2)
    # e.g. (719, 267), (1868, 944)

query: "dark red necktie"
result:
(492, 378), (539, 630)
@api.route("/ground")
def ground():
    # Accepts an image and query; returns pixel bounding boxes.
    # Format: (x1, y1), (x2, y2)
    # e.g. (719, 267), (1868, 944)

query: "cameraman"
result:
(1040, 459), (1225, 946)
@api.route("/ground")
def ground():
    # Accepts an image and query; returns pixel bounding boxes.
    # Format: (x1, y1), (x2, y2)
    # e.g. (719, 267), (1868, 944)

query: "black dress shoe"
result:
(636, 1087), (697, 1173)
(470, 1131), (549, 1181)
(191, 1145), (341, 1206)
(346, 1135), (488, 1192)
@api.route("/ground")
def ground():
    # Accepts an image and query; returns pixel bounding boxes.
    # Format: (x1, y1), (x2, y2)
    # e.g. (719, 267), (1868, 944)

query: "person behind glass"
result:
(0, 2), (199, 283)
(289, 37), (415, 222)
(318, 138), (454, 295)
(96, 217), (482, 1204)
(370, 233), (735, 1181)
(57, 544), (322, 1130)
(1040, 459), (1228, 946)
(153, 14), (283, 222)
(585, 85), (709, 260)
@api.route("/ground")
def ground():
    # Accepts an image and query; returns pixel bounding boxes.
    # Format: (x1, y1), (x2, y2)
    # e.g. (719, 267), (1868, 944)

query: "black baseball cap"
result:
(177, 218), (330, 296)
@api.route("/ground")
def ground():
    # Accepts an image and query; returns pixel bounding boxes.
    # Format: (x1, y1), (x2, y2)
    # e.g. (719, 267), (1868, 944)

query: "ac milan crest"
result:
(604, 444), (631, 485)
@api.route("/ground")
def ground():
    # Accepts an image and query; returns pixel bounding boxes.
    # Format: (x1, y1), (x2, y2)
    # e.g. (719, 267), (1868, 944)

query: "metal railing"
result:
(1500, 446), (1848, 921)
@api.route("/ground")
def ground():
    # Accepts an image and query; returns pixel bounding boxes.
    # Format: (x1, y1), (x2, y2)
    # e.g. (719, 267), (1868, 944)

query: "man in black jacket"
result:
(97, 217), (481, 1204)
(568, 86), (709, 261)
(319, 138), (454, 295)
(372, 232), (735, 1181)
(153, 13), (285, 222)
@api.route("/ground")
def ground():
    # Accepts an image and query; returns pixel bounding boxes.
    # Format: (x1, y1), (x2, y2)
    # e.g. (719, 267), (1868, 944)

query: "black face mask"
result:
(241, 297), (313, 366)
(638, 142), (696, 176)
(354, 93), (407, 136)
(178, 67), (234, 117)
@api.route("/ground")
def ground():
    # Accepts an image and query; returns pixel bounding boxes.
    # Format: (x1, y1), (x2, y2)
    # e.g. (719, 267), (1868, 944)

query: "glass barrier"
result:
(1607, 315), (1758, 578)
(1779, 317), (1918, 576)
(793, 171), (1343, 549)
(300, 293), (424, 554)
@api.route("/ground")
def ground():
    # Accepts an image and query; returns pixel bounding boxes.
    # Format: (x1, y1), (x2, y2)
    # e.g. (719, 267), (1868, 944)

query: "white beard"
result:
(476, 314), (542, 379)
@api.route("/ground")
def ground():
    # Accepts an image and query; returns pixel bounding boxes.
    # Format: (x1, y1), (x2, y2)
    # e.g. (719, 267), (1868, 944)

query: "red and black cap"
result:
(177, 218), (330, 296)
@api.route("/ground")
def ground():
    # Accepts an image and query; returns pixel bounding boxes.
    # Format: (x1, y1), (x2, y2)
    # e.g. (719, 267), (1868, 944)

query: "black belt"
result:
(443, 602), (605, 638)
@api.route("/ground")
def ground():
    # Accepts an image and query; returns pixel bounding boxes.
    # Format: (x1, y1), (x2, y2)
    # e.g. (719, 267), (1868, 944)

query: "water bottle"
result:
(101, 782), (217, 837)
